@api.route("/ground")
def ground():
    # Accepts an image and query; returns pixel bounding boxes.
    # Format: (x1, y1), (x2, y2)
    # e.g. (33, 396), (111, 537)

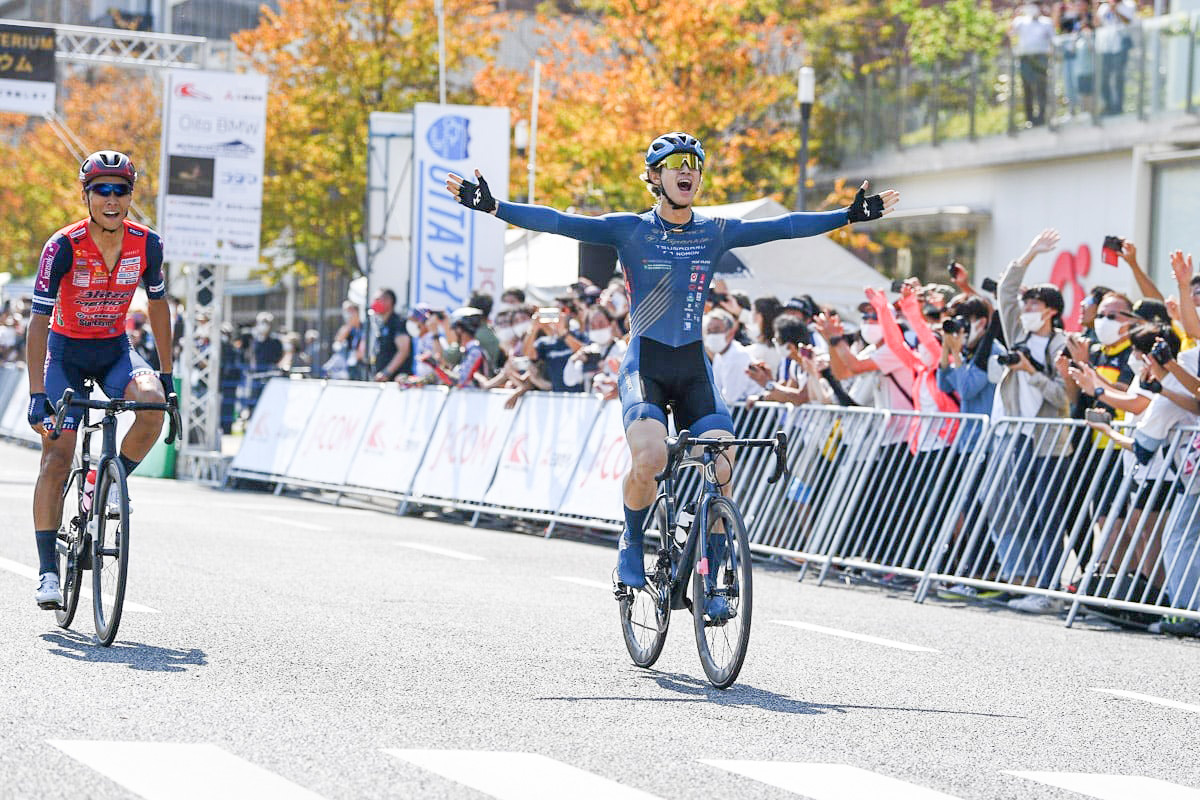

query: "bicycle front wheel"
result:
(92, 459), (129, 647)
(692, 496), (753, 689)
(619, 499), (670, 668)
(55, 465), (84, 628)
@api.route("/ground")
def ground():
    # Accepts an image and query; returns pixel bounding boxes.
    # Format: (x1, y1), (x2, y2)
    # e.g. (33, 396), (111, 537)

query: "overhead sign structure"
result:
(158, 69), (268, 271)
(410, 102), (509, 310)
(0, 24), (55, 115)
(365, 112), (414, 306)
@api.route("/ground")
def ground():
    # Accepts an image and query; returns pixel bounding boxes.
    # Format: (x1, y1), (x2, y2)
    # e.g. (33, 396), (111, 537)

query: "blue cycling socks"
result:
(35, 530), (57, 575)
(623, 505), (650, 542)
(119, 454), (140, 477)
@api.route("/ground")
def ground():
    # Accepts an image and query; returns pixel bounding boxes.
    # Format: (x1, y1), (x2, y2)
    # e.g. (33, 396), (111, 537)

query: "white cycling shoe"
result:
(105, 484), (129, 517)
(35, 572), (63, 609)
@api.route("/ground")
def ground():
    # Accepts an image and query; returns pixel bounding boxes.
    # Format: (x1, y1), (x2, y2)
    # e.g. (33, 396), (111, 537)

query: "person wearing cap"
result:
(990, 228), (1073, 614)
(426, 308), (492, 388)
(26, 150), (174, 610)
(407, 303), (442, 380)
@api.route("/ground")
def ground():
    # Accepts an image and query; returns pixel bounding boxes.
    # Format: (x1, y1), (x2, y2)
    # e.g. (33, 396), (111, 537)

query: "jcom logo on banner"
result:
(410, 103), (509, 310)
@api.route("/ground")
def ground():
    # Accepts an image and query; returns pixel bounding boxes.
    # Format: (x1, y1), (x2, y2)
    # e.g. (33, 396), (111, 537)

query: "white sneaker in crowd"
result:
(35, 572), (63, 609)
(1007, 594), (1064, 615)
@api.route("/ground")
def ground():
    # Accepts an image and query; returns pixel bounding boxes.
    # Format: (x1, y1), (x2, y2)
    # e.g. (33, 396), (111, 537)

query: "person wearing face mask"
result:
(406, 304), (442, 380)
(564, 306), (627, 393)
(698, 309), (758, 405)
(334, 300), (366, 380)
(369, 288), (413, 382)
(745, 296), (783, 374)
(938, 295), (1003, 422)
(988, 228), (1072, 614)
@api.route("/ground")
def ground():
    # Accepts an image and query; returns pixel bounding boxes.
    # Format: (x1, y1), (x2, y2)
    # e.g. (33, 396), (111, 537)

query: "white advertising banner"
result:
(558, 400), (628, 522)
(159, 69), (268, 272)
(409, 390), (519, 504)
(344, 385), (448, 494)
(285, 383), (381, 485)
(410, 102), (509, 309)
(0, 25), (55, 115)
(483, 393), (602, 512)
(229, 378), (324, 476)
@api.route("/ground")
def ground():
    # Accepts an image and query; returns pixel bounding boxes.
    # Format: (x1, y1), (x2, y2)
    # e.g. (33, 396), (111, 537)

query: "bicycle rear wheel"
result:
(692, 496), (753, 689)
(619, 499), (670, 668)
(92, 459), (129, 647)
(55, 466), (84, 628)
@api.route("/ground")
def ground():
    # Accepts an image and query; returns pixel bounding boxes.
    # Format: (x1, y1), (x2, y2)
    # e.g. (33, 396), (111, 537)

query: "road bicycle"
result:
(614, 429), (788, 689)
(49, 381), (180, 646)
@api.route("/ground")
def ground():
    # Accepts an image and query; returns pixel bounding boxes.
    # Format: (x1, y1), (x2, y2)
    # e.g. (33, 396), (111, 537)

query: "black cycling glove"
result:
(27, 392), (50, 428)
(847, 184), (885, 223)
(159, 372), (175, 398)
(454, 173), (497, 213)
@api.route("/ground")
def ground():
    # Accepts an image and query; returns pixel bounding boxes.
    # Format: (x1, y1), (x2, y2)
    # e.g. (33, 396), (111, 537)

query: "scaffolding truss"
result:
(2, 19), (208, 70)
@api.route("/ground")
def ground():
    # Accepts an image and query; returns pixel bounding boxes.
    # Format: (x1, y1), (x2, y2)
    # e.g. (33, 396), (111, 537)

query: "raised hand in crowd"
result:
(1054, 350), (1074, 389)
(745, 361), (773, 388)
(1067, 360), (1100, 395)
(1065, 332), (1090, 365)
(949, 261), (976, 296)
(1119, 239), (1164, 302)
(1019, 228), (1061, 264)
(812, 312), (844, 342)
(1170, 249), (1200, 341)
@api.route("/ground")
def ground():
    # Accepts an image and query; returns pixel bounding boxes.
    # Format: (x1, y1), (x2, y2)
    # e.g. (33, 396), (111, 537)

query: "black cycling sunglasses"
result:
(87, 183), (132, 197)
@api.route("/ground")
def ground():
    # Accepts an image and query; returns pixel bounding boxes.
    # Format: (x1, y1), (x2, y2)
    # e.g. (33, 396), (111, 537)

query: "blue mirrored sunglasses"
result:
(87, 183), (132, 197)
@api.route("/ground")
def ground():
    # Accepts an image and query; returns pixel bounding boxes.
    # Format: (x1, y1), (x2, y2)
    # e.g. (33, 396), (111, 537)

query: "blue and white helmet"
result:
(644, 132), (705, 168)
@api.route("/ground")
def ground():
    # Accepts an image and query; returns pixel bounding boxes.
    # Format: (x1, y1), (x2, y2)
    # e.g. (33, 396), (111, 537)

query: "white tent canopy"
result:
(502, 197), (887, 315)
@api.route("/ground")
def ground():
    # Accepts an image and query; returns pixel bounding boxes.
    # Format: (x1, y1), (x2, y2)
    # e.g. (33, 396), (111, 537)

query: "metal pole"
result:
(436, 0), (446, 105)
(528, 59), (540, 205)
(797, 104), (811, 211)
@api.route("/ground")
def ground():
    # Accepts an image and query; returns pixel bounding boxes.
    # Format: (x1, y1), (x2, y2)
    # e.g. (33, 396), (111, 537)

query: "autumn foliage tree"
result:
(233, 0), (503, 281)
(0, 66), (160, 277)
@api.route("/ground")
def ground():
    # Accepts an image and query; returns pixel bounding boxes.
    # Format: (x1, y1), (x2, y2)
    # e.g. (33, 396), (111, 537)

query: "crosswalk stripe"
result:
(48, 741), (325, 800)
(554, 576), (611, 590)
(1089, 687), (1200, 714)
(702, 761), (964, 800)
(771, 620), (939, 653)
(393, 542), (484, 561)
(385, 749), (662, 800)
(0, 556), (159, 614)
(1007, 771), (1200, 799)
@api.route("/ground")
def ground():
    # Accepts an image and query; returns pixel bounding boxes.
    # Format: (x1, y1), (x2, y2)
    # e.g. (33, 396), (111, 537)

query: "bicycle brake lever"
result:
(165, 392), (181, 446)
(766, 431), (790, 485)
(49, 388), (74, 441)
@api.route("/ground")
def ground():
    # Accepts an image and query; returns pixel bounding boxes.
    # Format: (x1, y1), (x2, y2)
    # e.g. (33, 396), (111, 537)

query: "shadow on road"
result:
(537, 670), (1024, 719)
(40, 630), (207, 672)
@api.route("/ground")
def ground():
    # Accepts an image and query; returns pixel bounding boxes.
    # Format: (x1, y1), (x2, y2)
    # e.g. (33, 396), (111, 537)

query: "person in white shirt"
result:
(1010, 3), (1057, 126)
(1095, 0), (1137, 115)
(702, 309), (759, 405)
(564, 305), (626, 396)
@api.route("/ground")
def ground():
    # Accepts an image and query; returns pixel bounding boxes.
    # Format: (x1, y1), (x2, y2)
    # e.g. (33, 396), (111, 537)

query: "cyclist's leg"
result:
(616, 338), (669, 587)
(104, 344), (164, 472)
(676, 344), (736, 491)
(33, 346), (81, 599)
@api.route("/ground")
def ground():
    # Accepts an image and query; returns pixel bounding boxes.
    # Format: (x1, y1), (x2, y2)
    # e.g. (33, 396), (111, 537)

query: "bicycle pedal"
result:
(37, 600), (63, 611)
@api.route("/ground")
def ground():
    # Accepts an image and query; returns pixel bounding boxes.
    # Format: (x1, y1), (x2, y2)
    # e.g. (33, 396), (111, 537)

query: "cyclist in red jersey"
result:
(27, 151), (173, 609)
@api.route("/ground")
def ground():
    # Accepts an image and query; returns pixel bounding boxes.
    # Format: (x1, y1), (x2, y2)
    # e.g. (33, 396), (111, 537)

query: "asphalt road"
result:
(0, 439), (1197, 800)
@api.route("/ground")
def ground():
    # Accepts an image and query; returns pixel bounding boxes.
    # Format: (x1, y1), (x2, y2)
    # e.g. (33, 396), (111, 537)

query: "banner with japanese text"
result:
(0, 24), (55, 115)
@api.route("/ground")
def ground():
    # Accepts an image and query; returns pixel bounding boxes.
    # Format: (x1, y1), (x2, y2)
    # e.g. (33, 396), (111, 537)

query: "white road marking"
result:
(771, 620), (939, 653)
(703, 761), (964, 800)
(49, 740), (326, 800)
(251, 515), (331, 532)
(394, 542), (484, 561)
(554, 576), (611, 590)
(0, 556), (158, 614)
(1089, 687), (1200, 715)
(386, 749), (661, 800)
(1008, 771), (1200, 800)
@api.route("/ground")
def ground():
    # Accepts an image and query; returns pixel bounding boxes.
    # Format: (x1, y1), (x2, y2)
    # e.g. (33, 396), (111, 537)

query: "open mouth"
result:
(676, 177), (694, 192)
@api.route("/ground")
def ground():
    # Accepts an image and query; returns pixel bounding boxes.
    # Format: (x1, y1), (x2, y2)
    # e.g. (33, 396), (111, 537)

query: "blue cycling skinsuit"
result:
(495, 202), (850, 433)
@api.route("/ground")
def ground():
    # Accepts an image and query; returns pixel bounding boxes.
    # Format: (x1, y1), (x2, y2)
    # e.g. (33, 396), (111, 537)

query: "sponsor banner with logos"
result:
(410, 102), (509, 309)
(483, 392), (603, 513)
(284, 383), (382, 486)
(159, 69), (268, 270)
(0, 24), (55, 115)
(409, 389), (519, 504)
(229, 379), (324, 477)
(557, 399), (628, 523)
(343, 385), (448, 495)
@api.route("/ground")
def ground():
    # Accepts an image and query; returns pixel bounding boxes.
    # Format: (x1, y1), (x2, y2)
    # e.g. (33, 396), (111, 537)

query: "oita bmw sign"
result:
(410, 103), (509, 309)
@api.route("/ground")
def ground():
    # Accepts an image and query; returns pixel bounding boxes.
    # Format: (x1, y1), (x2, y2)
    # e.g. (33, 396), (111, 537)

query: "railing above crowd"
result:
(831, 11), (1200, 161)
(208, 378), (1199, 635)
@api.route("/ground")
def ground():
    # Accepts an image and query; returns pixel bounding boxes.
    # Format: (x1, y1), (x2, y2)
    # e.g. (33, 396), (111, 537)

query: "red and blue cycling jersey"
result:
(32, 218), (166, 338)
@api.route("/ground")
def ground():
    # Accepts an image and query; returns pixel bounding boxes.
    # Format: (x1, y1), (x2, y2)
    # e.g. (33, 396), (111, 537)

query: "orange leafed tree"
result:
(0, 66), (160, 278)
(474, 0), (806, 213)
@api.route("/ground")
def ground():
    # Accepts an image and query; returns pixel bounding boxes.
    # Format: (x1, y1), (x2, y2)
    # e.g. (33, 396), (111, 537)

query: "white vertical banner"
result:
(483, 393), (602, 512)
(410, 103), (509, 309)
(159, 69), (268, 275)
(229, 379), (324, 477)
(558, 400), (629, 522)
(366, 112), (414, 304)
(409, 390), (519, 504)
(285, 384), (382, 486)
(344, 385), (448, 494)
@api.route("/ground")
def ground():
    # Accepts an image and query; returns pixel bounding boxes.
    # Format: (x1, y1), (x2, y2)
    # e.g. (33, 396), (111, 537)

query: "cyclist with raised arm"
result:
(447, 133), (897, 612)
(27, 151), (174, 609)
